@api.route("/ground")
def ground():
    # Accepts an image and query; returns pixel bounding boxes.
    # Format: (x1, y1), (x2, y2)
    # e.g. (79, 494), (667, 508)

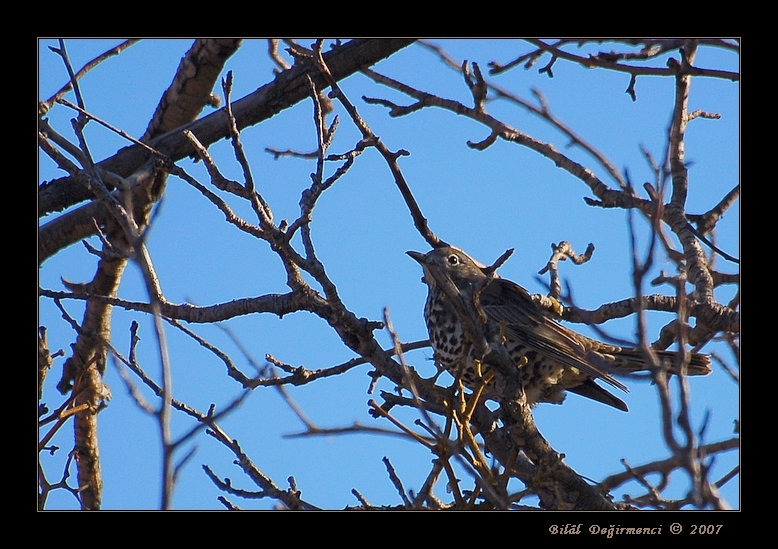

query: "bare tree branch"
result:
(39, 39), (415, 218)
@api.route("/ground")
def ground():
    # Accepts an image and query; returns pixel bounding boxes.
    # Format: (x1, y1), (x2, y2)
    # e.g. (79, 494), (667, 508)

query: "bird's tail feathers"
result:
(609, 348), (711, 376)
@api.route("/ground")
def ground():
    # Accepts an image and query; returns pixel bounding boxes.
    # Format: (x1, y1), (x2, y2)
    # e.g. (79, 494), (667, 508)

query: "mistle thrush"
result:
(408, 246), (711, 411)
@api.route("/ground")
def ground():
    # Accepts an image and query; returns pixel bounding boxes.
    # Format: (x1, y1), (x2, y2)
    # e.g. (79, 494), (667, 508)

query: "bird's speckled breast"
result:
(423, 285), (575, 405)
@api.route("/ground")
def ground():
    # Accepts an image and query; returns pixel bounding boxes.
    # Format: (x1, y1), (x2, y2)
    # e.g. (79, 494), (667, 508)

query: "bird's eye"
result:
(447, 254), (459, 265)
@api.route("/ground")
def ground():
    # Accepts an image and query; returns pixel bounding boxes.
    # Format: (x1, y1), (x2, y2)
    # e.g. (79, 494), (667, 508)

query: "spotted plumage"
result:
(408, 246), (711, 411)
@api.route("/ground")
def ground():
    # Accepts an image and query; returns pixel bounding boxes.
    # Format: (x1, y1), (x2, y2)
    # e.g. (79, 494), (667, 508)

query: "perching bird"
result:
(407, 246), (711, 411)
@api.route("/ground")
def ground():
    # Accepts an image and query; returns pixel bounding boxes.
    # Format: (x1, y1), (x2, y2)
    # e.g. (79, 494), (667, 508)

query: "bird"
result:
(407, 246), (711, 411)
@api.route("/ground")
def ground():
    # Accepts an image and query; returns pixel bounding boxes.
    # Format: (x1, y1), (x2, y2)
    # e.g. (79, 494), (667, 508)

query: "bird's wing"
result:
(568, 379), (628, 411)
(479, 278), (628, 393)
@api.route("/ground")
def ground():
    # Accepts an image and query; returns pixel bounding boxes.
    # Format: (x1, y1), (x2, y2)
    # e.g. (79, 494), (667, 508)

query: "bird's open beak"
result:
(406, 250), (427, 265)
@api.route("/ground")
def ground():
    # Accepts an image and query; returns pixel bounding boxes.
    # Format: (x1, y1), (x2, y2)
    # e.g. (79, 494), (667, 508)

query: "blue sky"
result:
(38, 39), (739, 510)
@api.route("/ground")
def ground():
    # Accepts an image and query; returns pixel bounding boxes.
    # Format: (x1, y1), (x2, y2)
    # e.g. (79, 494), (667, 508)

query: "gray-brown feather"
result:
(409, 247), (711, 411)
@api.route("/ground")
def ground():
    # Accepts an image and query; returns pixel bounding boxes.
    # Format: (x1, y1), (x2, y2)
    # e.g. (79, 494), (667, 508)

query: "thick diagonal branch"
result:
(39, 39), (415, 218)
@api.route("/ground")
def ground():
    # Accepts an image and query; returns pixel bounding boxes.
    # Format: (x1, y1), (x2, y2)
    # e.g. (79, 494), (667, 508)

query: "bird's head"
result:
(407, 247), (488, 290)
